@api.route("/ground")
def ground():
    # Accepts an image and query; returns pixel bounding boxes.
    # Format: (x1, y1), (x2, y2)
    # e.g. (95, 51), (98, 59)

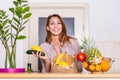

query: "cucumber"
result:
(26, 50), (45, 56)
(26, 50), (37, 54)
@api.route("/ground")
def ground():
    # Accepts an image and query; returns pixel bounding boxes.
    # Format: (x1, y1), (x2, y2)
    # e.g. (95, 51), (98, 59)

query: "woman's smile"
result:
(48, 17), (62, 36)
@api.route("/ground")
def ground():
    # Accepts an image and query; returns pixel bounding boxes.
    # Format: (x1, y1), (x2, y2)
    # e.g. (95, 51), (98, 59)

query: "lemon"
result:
(58, 61), (69, 66)
(31, 45), (42, 52)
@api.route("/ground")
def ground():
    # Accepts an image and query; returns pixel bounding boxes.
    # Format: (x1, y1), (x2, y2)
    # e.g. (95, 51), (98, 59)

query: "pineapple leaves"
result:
(81, 37), (96, 52)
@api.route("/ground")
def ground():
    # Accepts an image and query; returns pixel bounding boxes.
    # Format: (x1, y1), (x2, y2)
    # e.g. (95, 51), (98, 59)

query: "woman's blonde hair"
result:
(45, 14), (75, 45)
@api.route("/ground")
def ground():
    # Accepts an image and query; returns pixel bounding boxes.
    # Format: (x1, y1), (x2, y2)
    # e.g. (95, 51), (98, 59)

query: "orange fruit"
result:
(89, 64), (95, 71)
(100, 60), (110, 71)
(82, 61), (89, 69)
(95, 64), (101, 71)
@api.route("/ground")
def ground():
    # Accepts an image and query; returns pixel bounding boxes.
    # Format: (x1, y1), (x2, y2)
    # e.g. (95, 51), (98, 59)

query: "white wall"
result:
(1, 0), (120, 41)
(0, 0), (120, 69)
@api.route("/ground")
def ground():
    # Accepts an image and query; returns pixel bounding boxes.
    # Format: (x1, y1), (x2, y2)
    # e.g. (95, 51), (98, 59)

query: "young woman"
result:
(33, 14), (82, 73)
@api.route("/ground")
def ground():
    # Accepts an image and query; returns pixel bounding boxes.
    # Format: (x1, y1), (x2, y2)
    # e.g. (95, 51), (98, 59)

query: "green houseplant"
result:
(0, 0), (31, 72)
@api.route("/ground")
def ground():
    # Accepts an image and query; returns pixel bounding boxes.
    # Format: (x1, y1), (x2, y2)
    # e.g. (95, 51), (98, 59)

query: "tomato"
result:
(76, 52), (86, 62)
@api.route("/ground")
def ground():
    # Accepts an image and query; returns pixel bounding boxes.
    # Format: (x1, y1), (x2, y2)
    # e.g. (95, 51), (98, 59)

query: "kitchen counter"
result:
(0, 73), (120, 78)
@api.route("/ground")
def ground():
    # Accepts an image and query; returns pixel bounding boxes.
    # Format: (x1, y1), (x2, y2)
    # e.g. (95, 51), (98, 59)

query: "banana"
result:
(55, 52), (66, 65)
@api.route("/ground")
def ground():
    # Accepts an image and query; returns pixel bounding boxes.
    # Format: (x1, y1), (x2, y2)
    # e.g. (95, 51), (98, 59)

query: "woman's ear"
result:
(47, 26), (49, 31)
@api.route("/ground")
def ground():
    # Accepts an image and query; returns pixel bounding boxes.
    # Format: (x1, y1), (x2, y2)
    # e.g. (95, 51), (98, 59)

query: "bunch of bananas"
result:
(53, 52), (72, 67)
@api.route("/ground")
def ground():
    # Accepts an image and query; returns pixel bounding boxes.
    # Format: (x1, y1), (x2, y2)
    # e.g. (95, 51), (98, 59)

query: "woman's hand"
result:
(32, 51), (51, 72)
(32, 51), (48, 61)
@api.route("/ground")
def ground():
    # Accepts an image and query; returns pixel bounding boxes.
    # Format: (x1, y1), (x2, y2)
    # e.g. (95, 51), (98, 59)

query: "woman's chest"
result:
(47, 46), (75, 60)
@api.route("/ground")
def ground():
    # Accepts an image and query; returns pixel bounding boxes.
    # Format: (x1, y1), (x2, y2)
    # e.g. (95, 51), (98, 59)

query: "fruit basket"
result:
(51, 53), (78, 73)
(82, 57), (114, 74)
(80, 37), (115, 73)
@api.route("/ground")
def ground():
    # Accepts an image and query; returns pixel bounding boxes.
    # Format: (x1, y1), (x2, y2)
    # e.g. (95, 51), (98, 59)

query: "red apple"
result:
(76, 52), (86, 62)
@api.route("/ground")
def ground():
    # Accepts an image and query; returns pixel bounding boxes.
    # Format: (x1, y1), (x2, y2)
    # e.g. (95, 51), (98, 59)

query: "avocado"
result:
(41, 52), (45, 56)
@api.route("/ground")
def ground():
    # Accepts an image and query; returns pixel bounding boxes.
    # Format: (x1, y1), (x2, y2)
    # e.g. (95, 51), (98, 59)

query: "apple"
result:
(76, 52), (86, 62)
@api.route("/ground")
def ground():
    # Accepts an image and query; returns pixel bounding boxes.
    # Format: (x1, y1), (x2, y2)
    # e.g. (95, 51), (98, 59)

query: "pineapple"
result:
(81, 37), (102, 65)
(86, 48), (102, 64)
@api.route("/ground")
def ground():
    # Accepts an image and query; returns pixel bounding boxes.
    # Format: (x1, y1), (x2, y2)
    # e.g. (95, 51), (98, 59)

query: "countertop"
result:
(0, 73), (120, 78)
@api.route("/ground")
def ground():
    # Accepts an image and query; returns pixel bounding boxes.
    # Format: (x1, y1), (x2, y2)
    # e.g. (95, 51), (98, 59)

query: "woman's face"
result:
(47, 17), (62, 36)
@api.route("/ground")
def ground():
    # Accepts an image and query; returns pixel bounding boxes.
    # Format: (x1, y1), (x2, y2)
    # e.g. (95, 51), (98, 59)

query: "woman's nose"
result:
(54, 23), (58, 27)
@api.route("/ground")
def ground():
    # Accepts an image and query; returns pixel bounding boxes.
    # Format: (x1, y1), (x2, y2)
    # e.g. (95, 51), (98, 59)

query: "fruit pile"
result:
(77, 48), (111, 73)
(82, 53), (111, 72)
(77, 37), (112, 73)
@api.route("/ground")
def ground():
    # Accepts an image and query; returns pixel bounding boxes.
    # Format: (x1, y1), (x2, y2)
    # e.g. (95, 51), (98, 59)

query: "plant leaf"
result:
(19, 26), (25, 32)
(9, 8), (15, 13)
(16, 11), (22, 18)
(13, 17), (20, 24)
(17, 35), (26, 39)
(22, 0), (28, 2)
(23, 6), (30, 13)
(3, 15), (8, 20)
(23, 13), (32, 19)
(13, 1), (19, 6)
(11, 24), (18, 31)
(22, 19), (28, 25)
(22, 4), (28, 7)
(4, 29), (9, 34)
(16, 7), (23, 13)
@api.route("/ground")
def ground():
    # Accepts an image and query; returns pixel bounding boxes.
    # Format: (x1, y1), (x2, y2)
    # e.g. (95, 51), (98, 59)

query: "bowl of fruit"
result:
(81, 48), (114, 73)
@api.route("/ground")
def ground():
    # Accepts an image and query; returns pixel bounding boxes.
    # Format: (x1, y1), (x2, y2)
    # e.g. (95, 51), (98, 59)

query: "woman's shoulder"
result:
(40, 42), (50, 49)
(40, 42), (50, 47)
(69, 37), (79, 44)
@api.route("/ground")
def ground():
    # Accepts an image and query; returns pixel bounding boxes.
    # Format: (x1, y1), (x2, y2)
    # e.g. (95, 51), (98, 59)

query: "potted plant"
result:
(0, 0), (31, 72)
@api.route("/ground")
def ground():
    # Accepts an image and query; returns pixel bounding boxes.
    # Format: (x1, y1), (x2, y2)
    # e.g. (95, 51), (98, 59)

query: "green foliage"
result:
(0, 0), (32, 68)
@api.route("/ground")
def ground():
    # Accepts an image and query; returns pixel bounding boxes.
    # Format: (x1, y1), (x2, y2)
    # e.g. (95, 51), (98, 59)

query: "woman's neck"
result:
(51, 35), (61, 54)
(51, 35), (60, 44)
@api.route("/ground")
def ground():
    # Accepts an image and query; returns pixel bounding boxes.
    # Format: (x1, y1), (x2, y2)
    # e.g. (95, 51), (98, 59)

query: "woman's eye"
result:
(49, 22), (61, 25)
(50, 23), (54, 25)
(58, 22), (61, 24)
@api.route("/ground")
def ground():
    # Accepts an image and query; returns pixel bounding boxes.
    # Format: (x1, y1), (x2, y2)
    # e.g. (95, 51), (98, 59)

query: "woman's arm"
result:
(43, 58), (51, 72)
(71, 38), (83, 72)
(40, 42), (51, 72)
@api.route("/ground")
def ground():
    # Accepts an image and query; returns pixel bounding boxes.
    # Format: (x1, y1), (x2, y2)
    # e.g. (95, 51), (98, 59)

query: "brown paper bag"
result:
(51, 53), (78, 73)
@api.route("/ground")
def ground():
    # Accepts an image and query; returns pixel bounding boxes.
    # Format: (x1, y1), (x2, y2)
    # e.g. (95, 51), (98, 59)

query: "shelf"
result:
(0, 73), (120, 78)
